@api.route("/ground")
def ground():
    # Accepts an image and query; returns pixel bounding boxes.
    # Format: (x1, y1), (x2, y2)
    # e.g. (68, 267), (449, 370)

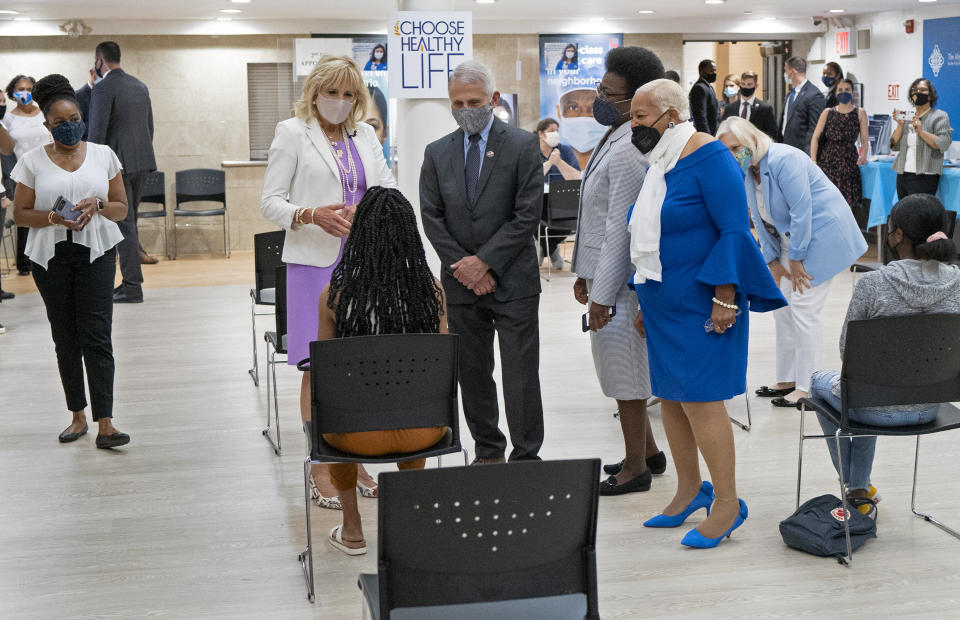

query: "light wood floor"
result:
(1, 252), (958, 619)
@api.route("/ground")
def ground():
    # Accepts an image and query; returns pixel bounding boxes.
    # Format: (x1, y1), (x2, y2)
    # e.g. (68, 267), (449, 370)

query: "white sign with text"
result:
(388, 11), (473, 99)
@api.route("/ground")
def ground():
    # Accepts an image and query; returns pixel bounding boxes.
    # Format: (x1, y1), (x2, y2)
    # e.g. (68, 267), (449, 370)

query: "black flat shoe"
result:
(604, 451), (668, 476)
(96, 432), (130, 449)
(755, 385), (795, 398)
(0, 290), (14, 301)
(113, 291), (144, 304)
(771, 396), (800, 408)
(599, 469), (652, 496)
(59, 426), (88, 443)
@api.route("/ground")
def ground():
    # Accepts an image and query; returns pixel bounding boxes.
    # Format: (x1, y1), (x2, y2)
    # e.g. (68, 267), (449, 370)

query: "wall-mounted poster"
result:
(495, 93), (519, 128)
(354, 37), (391, 164)
(388, 11), (472, 99)
(539, 34), (623, 170)
(923, 17), (959, 145)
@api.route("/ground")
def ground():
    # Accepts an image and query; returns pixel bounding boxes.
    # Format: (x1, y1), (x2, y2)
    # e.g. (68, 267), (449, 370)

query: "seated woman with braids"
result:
(316, 185), (449, 556)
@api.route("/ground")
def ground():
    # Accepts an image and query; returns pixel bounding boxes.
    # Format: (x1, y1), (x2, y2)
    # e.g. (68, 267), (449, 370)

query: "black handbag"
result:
(779, 494), (877, 563)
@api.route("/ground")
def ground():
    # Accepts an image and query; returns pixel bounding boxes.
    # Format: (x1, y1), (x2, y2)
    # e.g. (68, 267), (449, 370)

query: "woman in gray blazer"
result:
(570, 46), (665, 495)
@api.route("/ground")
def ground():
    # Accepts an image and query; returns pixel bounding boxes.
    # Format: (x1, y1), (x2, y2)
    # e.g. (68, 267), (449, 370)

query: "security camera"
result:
(812, 16), (824, 27)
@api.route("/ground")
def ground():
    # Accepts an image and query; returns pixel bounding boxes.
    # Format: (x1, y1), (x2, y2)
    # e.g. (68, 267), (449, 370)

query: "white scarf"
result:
(629, 120), (697, 283)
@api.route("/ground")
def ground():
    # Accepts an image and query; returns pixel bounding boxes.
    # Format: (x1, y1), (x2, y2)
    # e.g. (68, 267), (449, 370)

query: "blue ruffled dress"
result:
(634, 141), (787, 402)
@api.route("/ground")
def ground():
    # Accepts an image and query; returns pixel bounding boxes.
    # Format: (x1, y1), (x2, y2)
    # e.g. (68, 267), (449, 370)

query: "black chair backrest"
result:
(175, 169), (226, 205)
(546, 179), (581, 225)
(377, 459), (600, 618)
(140, 171), (166, 207)
(274, 264), (287, 341)
(253, 230), (285, 296)
(309, 333), (459, 440)
(841, 314), (960, 421)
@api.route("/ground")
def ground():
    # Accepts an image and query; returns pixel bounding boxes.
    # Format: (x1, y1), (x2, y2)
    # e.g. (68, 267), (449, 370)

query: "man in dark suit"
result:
(88, 41), (157, 303)
(778, 56), (825, 154)
(420, 61), (544, 464)
(721, 71), (778, 139)
(688, 59), (719, 135)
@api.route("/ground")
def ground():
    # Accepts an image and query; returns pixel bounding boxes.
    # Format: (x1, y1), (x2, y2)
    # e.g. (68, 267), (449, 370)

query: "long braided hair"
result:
(327, 186), (443, 337)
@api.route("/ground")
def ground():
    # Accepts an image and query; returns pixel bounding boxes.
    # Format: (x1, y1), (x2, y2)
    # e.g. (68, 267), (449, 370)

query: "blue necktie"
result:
(465, 134), (481, 203)
(786, 88), (797, 114)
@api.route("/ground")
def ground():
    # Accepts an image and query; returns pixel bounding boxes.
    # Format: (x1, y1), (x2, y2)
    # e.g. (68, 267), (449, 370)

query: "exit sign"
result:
(835, 28), (857, 57)
(888, 84), (900, 100)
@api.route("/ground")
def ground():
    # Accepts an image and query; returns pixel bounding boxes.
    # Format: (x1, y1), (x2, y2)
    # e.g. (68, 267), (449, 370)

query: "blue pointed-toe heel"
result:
(643, 481), (715, 528)
(680, 498), (748, 548)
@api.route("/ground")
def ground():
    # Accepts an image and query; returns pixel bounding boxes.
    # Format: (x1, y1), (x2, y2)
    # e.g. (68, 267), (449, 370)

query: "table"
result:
(861, 160), (960, 228)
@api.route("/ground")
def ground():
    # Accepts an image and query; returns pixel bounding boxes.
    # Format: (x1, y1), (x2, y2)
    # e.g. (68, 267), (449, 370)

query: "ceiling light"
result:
(475, 0), (496, 4)
(590, 17), (605, 21)
(829, 9), (846, 12)
(743, 11), (753, 14)
(215, 17), (232, 21)
(764, 16), (777, 21)
(231, 0), (252, 3)
(918, 0), (937, 3)
(638, 10), (655, 14)
(704, 0), (725, 4)
(220, 8), (241, 12)
(13, 16), (30, 21)
(0, 9), (19, 14)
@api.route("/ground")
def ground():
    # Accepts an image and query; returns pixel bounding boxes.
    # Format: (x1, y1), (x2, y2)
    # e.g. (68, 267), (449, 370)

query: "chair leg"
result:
(162, 216), (170, 260)
(262, 345), (281, 455)
(298, 457), (316, 603)
(248, 295), (259, 386)
(172, 221), (178, 259)
(834, 429), (853, 566)
(223, 213), (230, 258)
(729, 393), (752, 431)
(462, 447), (469, 466)
(796, 404), (806, 509)
(910, 435), (960, 539)
(544, 226), (552, 282)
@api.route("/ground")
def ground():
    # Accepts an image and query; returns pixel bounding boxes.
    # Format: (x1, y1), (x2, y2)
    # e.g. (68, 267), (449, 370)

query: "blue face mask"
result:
(734, 146), (753, 174)
(822, 76), (836, 88)
(50, 121), (85, 147)
(592, 96), (624, 126)
(560, 116), (606, 153)
(836, 92), (853, 104)
(13, 91), (32, 105)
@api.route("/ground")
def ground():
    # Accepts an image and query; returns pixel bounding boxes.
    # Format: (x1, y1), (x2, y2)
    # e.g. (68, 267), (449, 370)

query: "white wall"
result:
(682, 41), (714, 91)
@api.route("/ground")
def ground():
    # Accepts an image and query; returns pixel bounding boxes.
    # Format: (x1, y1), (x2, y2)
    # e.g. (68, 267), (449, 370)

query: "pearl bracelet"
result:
(712, 297), (739, 310)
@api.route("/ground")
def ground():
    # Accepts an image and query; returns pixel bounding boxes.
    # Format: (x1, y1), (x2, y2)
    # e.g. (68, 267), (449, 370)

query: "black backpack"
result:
(779, 494), (877, 563)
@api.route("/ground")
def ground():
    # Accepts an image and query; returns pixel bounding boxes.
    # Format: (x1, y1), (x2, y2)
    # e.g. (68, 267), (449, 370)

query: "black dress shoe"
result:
(0, 290), (14, 301)
(59, 426), (88, 443)
(96, 432), (130, 449)
(755, 385), (795, 398)
(17, 268), (30, 276)
(771, 396), (800, 408)
(603, 451), (668, 476)
(599, 469), (652, 495)
(471, 455), (506, 465)
(114, 285), (123, 295)
(113, 291), (144, 303)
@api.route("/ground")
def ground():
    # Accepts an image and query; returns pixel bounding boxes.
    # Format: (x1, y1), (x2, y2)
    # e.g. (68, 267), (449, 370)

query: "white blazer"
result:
(260, 117), (396, 268)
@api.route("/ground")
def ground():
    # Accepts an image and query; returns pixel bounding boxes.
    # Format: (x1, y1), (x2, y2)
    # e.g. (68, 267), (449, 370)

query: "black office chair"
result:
(262, 265), (287, 455)
(0, 205), (14, 275)
(850, 209), (958, 292)
(298, 333), (469, 602)
(172, 168), (229, 259)
(357, 459), (601, 619)
(248, 230), (285, 386)
(797, 314), (960, 565)
(137, 171), (168, 259)
(540, 179), (580, 281)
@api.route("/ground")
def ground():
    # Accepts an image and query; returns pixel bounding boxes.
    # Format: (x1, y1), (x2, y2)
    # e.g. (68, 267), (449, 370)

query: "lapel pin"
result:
(486, 151), (495, 158)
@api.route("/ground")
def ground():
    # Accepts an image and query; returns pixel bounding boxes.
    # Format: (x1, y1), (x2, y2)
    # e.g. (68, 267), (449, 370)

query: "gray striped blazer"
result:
(570, 122), (649, 306)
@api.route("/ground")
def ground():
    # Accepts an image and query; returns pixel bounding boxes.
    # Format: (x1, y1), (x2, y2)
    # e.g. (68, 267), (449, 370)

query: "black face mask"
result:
(631, 111), (669, 155)
(704, 73), (717, 84)
(911, 92), (930, 106)
(739, 86), (756, 98)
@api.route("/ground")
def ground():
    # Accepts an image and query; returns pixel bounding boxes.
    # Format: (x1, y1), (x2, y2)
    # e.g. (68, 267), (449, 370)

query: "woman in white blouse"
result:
(12, 74), (131, 449)
(261, 55), (397, 509)
(2, 74), (52, 276)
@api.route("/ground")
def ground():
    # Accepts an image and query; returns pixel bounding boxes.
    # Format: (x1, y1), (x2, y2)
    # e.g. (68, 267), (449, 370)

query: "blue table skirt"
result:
(861, 160), (960, 228)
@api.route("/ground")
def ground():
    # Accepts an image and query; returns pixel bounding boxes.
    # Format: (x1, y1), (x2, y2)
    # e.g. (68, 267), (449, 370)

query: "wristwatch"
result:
(96, 198), (104, 211)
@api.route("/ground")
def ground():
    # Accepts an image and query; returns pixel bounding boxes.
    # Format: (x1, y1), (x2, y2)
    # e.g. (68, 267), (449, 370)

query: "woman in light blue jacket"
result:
(718, 117), (867, 408)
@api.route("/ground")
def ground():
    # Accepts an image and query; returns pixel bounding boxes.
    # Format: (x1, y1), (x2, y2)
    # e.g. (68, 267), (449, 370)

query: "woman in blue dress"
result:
(628, 79), (786, 548)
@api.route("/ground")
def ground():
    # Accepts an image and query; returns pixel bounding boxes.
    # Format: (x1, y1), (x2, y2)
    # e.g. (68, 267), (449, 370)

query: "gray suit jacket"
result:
(570, 122), (647, 306)
(420, 117), (543, 305)
(87, 68), (156, 174)
(779, 81), (824, 154)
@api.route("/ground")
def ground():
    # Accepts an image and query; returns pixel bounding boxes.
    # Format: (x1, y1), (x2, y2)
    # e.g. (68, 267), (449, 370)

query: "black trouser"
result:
(117, 171), (147, 294)
(446, 294), (544, 461)
(16, 225), (29, 273)
(896, 172), (940, 200)
(32, 240), (116, 420)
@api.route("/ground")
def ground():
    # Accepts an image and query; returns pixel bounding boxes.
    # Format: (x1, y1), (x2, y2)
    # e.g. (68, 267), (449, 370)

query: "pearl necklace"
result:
(326, 127), (358, 196)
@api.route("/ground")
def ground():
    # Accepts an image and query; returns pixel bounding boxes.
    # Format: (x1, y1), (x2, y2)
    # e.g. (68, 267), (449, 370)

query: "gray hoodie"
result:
(831, 259), (960, 398)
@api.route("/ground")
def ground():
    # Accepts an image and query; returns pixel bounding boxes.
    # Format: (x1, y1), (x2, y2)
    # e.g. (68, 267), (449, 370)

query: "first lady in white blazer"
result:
(717, 117), (867, 408)
(260, 55), (397, 509)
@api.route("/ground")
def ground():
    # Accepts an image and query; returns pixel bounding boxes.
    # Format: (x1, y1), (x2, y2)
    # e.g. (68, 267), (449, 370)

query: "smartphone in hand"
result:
(581, 305), (617, 332)
(54, 195), (81, 222)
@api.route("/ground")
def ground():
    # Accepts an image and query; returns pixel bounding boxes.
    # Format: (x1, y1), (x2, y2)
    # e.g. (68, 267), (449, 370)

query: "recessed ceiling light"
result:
(475, 0), (496, 4)
(231, 0), (252, 3)
(215, 17), (232, 21)
(13, 16), (30, 21)
(743, 11), (753, 14)
(764, 16), (777, 21)
(704, 0), (725, 4)
(220, 8), (241, 12)
(918, 0), (937, 3)
(638, 10), (655, 14)
(0, 9), (19, 14)
(590, 17), (605, 21)
(829, 8), (846, 12)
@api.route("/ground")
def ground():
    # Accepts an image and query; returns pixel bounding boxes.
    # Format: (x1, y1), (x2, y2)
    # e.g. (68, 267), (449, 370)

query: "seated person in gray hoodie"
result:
(812, 193), (960, 509)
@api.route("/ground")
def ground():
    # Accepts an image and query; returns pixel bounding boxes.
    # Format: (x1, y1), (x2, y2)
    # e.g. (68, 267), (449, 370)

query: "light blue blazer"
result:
(745, 143), (867, 286)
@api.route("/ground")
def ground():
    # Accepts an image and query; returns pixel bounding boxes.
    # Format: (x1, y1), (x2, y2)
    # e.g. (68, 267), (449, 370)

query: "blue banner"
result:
(353, 37), (391, 165)
(923, 17), (960, 143)
(539, 34), (623, 170)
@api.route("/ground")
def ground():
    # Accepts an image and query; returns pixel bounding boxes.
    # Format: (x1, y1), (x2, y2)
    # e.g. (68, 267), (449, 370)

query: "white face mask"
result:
(374, 51), (384, 60)
(565, 50), (575, 60)
(560, 116), (605, 153)
(543, 131), (560, 148)
(723, 86), (738, 98)
(315, 95), (353, 126)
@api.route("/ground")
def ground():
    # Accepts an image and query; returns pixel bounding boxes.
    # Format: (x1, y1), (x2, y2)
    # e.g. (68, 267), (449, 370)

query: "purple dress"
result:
(286, 137), (367, 365)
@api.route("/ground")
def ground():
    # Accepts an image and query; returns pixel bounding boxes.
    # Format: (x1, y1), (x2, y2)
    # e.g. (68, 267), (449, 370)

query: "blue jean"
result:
(810, 370), (939, 491)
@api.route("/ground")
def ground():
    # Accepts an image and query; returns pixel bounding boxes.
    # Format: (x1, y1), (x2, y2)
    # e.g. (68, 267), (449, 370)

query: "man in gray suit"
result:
(88, 41), (157, 303)
(779, 56), (825, 154)
(420, 61), (544, 463)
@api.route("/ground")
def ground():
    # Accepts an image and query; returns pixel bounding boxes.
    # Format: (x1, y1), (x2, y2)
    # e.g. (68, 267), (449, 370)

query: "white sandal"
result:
(328, 525), (366, 556)
(309, 476), (342, 511)
(357, 480), (378, 498)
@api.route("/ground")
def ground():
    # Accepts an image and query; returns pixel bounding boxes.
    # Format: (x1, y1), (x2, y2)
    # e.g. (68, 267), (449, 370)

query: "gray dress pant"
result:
(117, 171), (147, 293)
